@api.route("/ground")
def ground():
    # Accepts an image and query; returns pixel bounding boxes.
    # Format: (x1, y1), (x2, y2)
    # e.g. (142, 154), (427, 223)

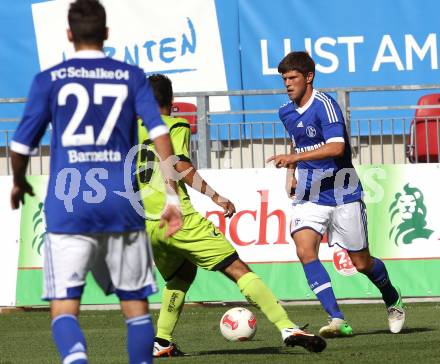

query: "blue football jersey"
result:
(279, 89), (362, 205)
(12, 50), (168, 233)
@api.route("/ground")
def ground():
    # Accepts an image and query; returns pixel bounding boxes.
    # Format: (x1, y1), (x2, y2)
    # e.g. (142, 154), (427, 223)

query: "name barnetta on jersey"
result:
(68, 149), (122, 163)
(50, 67), (130, 81)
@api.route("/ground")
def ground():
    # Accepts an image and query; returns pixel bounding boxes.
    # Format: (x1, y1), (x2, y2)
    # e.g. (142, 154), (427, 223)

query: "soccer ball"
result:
(219, 307), (257, 341)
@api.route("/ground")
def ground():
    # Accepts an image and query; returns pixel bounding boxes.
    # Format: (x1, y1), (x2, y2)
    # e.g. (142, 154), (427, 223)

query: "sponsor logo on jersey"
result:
(297, 121), (304, 128)
(294, 142), (324, 153)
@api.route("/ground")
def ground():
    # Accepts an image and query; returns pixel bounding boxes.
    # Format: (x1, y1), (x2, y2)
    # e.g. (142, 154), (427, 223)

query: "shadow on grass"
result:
(354, 327), (435, 336)
(194, 346), (304, 356)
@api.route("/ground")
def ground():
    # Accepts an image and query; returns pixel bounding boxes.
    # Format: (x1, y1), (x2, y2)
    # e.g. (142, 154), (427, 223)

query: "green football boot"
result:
(319, 318), (353, 338)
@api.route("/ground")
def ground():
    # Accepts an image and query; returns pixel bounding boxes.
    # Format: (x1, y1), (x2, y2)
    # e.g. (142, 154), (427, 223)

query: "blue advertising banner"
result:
(238, 0), (440, 134)
(0, 0), (244, 143)
(1, 0), (439, 142)
(240, 0), (440, 87)
(0, 0), (41, 138)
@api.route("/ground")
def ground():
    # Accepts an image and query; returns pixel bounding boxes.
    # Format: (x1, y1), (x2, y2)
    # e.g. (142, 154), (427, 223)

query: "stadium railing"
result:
(1, 85), (440, 174)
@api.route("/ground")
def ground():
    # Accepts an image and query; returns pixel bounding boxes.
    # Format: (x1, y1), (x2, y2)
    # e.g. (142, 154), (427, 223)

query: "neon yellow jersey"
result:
(137, 115), (196, 220)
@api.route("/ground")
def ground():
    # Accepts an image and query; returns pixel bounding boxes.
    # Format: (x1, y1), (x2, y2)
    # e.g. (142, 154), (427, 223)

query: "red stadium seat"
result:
(407, 94), (440, 163)
(171, 102), (197, 134)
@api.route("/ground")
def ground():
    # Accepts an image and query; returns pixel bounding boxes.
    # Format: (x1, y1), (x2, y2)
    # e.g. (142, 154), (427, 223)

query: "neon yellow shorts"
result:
(146, 212), (237, 281)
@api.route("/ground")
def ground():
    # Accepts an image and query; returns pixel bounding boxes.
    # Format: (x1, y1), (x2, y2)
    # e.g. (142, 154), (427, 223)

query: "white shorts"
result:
(42, 231), (157, 301)
(290, 200), (368, 251)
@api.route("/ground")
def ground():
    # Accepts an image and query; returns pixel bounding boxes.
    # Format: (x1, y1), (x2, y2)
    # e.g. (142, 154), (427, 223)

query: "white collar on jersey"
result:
(295, 89), (317, 114)
(71, 50), (106, 59)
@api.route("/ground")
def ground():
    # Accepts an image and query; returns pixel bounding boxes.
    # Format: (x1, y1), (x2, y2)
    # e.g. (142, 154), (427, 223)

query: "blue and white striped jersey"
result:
(279, 89), (362, 205)
(12, 50), (168, 233)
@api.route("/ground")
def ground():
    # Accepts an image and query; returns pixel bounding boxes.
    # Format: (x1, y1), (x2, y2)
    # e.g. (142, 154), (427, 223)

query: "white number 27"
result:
(59, 83), (128, 147)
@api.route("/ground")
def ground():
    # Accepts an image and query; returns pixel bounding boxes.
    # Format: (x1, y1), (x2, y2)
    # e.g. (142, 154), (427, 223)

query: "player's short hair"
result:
(68, 0), (106, 46)
(278, 51), (315, 76)
(148, 74), (173, 108)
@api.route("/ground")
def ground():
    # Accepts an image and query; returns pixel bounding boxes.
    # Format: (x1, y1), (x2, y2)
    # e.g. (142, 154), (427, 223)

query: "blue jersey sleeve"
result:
(278, 108), (285, 127)
(318, 96), (346, 142)
(133, 69), (166, 136)
(12, 74), (51, 155)
(278, 102), (290, 128)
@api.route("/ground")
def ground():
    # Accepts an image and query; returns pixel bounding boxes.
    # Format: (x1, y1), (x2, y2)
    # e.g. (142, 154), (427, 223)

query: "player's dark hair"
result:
(278, 51), (315, 76)
(68, 0), (107, 46)
(148, 74), (173, 108)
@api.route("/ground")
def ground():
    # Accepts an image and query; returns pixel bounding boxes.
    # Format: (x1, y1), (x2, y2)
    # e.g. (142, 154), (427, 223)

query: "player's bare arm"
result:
(10, 151), (34, 209)
(153, 133), (183, 236)
(267, 141), (345, 168)
(174, 159), (235, 218)
(285, 144), (298, 198)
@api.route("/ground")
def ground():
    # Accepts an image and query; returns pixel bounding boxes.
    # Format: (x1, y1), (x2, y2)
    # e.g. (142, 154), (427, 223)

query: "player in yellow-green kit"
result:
(137, 74), (326, 357)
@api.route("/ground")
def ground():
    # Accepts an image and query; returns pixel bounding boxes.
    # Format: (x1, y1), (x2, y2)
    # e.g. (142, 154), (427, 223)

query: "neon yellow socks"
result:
(156, 277), (190, 341)
(237, 272), (296, 331)
(157, 271), (297, 340)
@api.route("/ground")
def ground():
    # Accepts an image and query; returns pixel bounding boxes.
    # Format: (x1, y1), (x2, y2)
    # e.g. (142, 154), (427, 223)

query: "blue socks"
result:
(126, 314), (155, 364)
(366, 257), (399, 306)
(303, 259), (344, 319)
(52, 313), (155, 364)
(52, 314), (88, 364)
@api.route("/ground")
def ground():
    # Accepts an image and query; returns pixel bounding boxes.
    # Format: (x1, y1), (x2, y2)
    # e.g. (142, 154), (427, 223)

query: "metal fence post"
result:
(337, 90), (350, 134)
(196, 95), (211, 168)
(337, 89), (356, 156)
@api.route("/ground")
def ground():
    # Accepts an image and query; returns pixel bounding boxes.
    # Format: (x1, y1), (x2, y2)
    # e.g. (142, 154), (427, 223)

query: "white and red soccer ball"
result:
(219, 307), (257, 341)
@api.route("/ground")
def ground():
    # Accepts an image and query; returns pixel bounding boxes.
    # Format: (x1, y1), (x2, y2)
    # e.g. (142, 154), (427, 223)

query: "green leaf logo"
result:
(31, 202), (46, 255)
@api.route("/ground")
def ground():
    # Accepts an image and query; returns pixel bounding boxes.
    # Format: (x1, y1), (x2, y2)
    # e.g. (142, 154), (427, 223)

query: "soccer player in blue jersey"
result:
(267, 51), (405, 337)
(138, 74), (326, 357)
(10, 1), (181, 363)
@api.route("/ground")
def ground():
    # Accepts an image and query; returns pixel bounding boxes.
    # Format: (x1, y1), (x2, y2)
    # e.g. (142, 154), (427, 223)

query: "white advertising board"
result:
(0, 177), (20, 306)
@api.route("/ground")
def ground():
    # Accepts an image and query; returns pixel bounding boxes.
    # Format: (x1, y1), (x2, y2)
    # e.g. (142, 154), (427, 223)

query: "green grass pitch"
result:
(0, 302), (439, 363)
